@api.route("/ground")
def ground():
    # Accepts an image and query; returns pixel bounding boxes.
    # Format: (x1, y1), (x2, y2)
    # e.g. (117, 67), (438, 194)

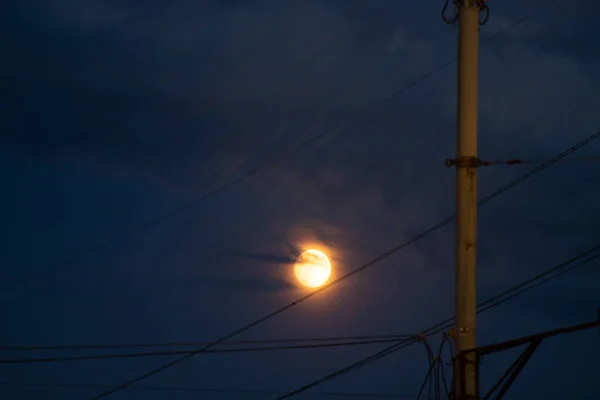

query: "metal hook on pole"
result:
(442, 0), (459, 24)
(443, 0), (491, 26)
(479, 4), (490, 26)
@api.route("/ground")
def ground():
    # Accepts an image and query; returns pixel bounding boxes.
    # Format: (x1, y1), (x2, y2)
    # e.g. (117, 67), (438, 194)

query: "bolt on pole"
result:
(454, 1), (480, 399)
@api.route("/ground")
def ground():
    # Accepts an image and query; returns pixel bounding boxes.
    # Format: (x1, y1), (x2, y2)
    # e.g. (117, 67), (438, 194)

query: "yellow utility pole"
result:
(453, 1), (482, 399)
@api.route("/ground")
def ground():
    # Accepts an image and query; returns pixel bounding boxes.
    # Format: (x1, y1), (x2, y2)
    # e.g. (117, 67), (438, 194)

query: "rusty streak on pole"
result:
(454, 1), (480, 400)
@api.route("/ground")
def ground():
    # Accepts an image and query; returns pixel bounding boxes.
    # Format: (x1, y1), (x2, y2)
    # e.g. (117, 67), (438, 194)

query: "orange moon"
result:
(294, 249), (332, 288)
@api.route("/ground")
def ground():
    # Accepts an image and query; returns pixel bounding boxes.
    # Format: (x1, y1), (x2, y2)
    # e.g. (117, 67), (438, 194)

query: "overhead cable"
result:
(4, 0), (565, 293)
(274, 244), (600, 399)
(0, 337), (414, 365)
(0, 381), (421, 399)
(87, 127), (600, 399)
(0, 334), (413, 352)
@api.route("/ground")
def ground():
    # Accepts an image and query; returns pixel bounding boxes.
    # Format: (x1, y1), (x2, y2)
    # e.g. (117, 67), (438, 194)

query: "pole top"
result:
(442, 0), (490, 25)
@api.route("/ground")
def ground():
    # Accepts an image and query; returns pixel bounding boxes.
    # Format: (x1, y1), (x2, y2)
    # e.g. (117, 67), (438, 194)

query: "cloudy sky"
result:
(2, 0), (600, 399)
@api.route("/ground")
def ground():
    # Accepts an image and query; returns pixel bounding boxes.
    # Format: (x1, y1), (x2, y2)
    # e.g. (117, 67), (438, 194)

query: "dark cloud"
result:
(189, 275), (295, 293)
(225, 249), (297, 265)
(2, 1), (600, 399)
(1, 0), (443, 191)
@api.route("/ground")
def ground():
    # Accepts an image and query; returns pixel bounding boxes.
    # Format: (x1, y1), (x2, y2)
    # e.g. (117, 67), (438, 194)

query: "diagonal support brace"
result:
(483, 340), (541, 400)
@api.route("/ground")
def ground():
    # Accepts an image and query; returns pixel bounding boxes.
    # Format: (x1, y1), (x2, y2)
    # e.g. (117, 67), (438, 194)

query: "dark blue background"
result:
(1, 1), (599, 399)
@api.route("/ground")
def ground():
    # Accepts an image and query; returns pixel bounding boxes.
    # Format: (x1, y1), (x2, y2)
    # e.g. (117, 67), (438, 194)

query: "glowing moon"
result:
(294, 249), (332, 288)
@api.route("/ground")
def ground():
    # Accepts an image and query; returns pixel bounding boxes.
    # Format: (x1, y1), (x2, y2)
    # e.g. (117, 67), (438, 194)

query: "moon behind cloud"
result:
(294, 249), (332, 288)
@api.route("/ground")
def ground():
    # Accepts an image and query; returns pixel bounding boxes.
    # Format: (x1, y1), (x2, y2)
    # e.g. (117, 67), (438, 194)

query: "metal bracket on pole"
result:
(445, 157), (489, 168)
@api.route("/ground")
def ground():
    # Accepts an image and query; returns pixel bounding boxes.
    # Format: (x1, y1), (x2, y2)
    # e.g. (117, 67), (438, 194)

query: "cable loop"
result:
(442, 0), (459, 24)
(479, 4), (490, 25)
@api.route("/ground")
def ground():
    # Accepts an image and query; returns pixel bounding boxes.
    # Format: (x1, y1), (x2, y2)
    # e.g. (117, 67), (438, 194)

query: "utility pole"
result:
(446, 0), (485, 399)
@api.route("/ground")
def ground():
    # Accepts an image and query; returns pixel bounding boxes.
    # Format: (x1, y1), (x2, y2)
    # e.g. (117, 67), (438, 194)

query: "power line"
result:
(484, 0), (560, 43)
(423, 244), (600, 336)
(11, 0), (578, 396)
(0, 381), (421, 399)
(475, 249), (600, 315)
(4, 0), (564, 294)
(17, 249), (596, 369)
(276, 339), (420, 400)
(333, 153), (600, 176)
(86, 126), (600, 399)
(463, 155), (600, 167)
(277, 1), (581, 397)
(0, 334), (413, 352)
(274, 244), (600, 399)
(0, 337), (414, 365)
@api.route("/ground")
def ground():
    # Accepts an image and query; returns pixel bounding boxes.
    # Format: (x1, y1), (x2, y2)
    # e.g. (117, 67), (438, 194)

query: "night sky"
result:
(2, 1), (600, 399)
